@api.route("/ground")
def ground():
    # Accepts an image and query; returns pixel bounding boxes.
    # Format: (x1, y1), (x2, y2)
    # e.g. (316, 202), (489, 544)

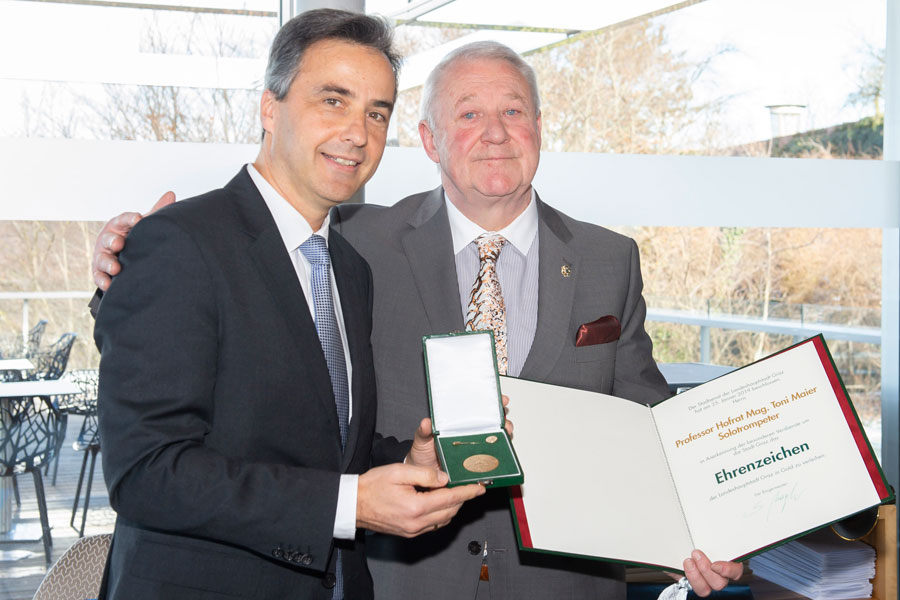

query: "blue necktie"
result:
(298, 234), (349, 600)
(299, 234), (350, 448)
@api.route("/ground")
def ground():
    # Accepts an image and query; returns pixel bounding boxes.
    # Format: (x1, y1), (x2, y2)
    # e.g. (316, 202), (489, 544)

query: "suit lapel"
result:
(401, 187), (466, 334)
(520, 195), (578, 381)
(329, 231), (367, 465)
(232, 169), (341, 439)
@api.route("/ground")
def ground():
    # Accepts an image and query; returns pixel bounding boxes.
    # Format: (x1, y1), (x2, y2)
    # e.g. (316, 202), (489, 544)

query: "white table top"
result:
(0, 358), (34, 371)
(0, 380), (80, 397)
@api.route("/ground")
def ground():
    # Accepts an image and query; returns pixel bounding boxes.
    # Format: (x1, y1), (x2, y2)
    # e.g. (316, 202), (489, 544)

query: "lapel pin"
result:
(561, 265), (572, 278)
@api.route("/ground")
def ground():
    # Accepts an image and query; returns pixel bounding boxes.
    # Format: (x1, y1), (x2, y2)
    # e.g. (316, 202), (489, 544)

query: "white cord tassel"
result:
(657, 577), (692, 600)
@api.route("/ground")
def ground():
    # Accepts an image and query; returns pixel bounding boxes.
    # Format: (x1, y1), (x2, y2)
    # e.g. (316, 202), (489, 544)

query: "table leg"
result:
(1, 397), (10, 534)
(0, 478), (12, 534)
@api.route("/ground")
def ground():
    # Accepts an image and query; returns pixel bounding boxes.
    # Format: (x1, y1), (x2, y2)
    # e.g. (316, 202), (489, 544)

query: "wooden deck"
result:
(0, 414), (114, 600)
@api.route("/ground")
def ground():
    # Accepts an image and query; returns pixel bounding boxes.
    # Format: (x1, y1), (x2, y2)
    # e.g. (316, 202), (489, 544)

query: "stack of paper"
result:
(749, 532), (876, 599)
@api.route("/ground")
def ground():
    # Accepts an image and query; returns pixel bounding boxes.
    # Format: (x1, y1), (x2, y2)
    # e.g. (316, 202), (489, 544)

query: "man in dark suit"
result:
(92, 40), (743, 600)
(93, 11), (485, 599)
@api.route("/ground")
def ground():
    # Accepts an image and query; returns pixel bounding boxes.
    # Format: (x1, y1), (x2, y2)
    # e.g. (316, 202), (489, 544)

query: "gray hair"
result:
(264, 9), (402, 101)
(420, 41), (541, 128)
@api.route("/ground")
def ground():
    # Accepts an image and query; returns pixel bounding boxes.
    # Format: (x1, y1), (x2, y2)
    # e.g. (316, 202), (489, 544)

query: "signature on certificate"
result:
(768, 482), (804, 520)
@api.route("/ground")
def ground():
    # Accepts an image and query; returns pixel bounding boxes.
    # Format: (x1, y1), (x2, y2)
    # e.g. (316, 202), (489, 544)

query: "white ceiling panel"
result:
(372, 0), (696, 30)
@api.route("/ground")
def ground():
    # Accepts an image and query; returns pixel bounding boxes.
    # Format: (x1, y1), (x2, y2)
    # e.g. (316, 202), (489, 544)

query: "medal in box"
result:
(422, 331), (523, 488)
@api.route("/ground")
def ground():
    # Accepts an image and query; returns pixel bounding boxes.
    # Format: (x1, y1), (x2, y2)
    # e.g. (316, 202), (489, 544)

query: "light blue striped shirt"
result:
(445, 191), (540, 377)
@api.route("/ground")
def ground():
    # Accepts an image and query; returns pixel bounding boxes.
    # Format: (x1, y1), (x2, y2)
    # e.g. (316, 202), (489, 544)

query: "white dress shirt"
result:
(247, 164), (357, 540)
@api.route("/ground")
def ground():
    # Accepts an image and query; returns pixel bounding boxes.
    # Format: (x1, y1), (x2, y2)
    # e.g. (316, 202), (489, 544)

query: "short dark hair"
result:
(265, 9), (401, 101)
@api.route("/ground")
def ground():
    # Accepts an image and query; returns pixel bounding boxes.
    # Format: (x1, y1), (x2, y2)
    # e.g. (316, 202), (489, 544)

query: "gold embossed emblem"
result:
(561, 265), (572, 277)
(485, 435), (498, 444)
(463, 454), (500, 473)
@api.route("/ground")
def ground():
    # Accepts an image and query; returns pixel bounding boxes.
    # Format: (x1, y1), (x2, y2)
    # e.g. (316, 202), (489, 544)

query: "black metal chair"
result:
(51, 370), (97, 483)
(0, 395), (61, 563)
(0, 320), (49, 383)
(25, 335), (78, 485)
(0, 319), (47, 361)
(54, 369), (101, 536)
(24, 320), (49, 358)
(54, 369), (98, 416)
(70, 409), (100, 537)
(26, 333), (77, 382)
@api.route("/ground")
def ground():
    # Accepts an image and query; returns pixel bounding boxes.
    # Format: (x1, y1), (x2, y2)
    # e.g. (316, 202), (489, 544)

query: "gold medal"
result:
(463, 454), (500, 473)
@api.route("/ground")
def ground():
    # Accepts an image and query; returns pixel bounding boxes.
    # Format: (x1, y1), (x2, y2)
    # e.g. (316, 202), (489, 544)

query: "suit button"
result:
(467, 541), (482, 555)
(300, 553), (313, 566)
(323, 573), (336, 588)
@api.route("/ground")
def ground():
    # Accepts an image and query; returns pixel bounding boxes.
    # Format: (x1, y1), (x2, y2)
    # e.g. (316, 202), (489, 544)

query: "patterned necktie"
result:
(298, 234), (349, 600)
(298, 234), (349, 446)
(465, 233), (508, 375)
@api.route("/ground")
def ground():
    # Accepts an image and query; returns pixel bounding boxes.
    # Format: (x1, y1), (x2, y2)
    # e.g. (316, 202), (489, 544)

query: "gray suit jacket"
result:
(333, 186), (669, 600)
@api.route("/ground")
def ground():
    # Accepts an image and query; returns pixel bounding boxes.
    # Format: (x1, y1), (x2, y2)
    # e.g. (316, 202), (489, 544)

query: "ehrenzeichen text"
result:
(714, 443), (810, 484)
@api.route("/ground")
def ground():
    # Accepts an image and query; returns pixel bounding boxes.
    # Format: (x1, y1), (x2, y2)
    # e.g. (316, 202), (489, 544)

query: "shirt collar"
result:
(247, 163), (330, 251)
(445, 188), (538, 256)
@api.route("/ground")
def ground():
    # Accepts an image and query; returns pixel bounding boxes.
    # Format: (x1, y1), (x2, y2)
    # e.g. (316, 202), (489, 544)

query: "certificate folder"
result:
(503, 335), (892, 573)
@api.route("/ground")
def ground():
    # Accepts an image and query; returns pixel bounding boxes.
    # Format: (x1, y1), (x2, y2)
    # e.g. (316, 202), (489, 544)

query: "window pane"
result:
(0, 0), (277, 143)
(389, 0), (886, 159)
(622, 225), (884, 461)
(0, 0), (277, 373)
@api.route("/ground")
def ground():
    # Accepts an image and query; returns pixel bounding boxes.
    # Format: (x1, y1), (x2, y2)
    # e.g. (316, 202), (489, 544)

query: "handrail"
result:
(0, 292), (882, 353)
(646, 308), (881, 344)
(0, 292), (94, 300)
(0, 291), (94, 342)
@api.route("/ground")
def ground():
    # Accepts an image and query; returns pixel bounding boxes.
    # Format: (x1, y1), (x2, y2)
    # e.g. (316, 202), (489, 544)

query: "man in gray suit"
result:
(93, 41), (743, 599)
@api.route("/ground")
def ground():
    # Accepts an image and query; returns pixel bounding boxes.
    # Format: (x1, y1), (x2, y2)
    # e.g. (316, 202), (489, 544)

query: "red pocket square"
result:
(575, 316), (621, 347)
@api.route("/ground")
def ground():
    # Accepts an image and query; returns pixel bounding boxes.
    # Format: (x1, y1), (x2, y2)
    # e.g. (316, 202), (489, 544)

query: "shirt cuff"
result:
(333, 474), (358, 540)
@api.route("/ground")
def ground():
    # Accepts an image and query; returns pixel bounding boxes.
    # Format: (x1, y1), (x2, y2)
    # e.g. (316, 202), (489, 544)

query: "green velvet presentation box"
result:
(422, 331), (523, 488)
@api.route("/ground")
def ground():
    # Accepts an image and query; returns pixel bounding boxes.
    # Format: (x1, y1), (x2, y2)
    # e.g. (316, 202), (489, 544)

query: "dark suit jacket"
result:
(332, 187), (670, 600)
(94, 167), (406, 599)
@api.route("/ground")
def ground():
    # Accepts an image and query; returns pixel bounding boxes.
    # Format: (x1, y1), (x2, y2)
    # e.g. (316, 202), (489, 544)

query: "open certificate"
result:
(503, 335), (893, 572)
